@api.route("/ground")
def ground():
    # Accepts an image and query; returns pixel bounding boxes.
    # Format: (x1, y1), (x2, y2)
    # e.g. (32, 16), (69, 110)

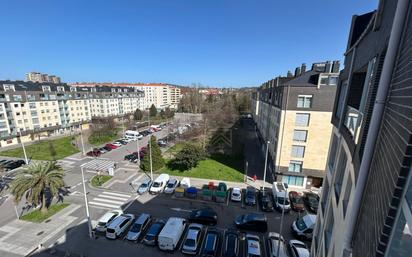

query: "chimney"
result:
(287, 70), (293, 78)
(325, 61), (332, 73)
(294, 67), (301, 77)
(332, 61), (340, 73)
(301, 63), (306, 73)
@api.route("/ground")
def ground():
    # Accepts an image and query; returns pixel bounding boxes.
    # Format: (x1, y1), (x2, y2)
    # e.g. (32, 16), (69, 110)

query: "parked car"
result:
(85, 149), (100, 157)
(117, 139), (128, 145)
(267, 232), (288, 257)
(143, 219), (166, 246)
(289, 191), (305, 212)
(122, 137), (133, 143)
(189, 208), (218, 226)
(158, 139), (167, 147)
(105, 143), (118, 149)
(180, 177), (191, 189)
(105, 214), (134, 239)
(124, 153), (137, 161)
(4, 160), (26, 171)
(231, 187), (242, 202)
(303, 192), (319, 213)
(126, 213), (151, 241)
(258, 190), (274, 212)
(291, 214), (316, 240)
(181, 223), (203, 255)
(245, 187), (256, 206)
(158, 217), (187, 251)
(246, 234), (262, 257)
(235, 213), (267, 232)
(112, 141), (123, 147)
(273, 182), (291, 212)
(289, 240), (310, 257)
(223, 230), (239, 257)
(164, 178), (179, 194)
(200, 228), (220, 257)
(98, 147), (108, 154)
(149, 174), (170, 194)
(95, 210), (123, 233)
(102, 146), (112, 151)
(137, 178), (152, 195)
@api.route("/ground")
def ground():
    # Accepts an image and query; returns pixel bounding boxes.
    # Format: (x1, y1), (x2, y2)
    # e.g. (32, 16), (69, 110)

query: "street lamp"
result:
(276, 182), (288, 257)
(18, 130), (28, 165)
(80, 126), (86, 155)
(136, 134), (141, 168)
(80, 165), (93, 239)
(148, 111), (153, 181)
(262, 140), (270, 195)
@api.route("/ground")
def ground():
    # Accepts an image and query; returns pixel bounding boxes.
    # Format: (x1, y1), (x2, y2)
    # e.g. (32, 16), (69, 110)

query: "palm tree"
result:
(10, 161), (65, 214)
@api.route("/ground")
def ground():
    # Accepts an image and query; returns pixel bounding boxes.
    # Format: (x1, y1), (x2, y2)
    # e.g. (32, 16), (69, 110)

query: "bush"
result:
(170, 143), (206, 171)
(140, 135), (164, 172)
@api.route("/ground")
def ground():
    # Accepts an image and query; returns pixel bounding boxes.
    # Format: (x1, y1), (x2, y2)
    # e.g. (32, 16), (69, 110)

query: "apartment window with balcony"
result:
(0, 121), (7, 129)
(329, 76), (338, 85)
(291, 145), (305, 158)
(42, 86), (51, 92)
(288, 160), (303, 172)
(295, 113), (310, 126)
(320, 76), (329, 85)
(334, 149), (347, 202)
(293, 130), (307, 142)
(13, 95), (22, 101)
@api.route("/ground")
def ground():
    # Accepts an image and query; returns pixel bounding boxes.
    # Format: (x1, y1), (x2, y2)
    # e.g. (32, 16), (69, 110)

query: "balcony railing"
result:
(344, 106), (363, 144)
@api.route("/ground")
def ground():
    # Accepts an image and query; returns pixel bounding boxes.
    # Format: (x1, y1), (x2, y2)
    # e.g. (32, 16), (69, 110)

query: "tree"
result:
(133, 108), (143, 121)
(10, 161), (65, 213)
(164, 107), (174, 118)
(149, 104), (157, 117)
(171, 143), (206, 170)
(48, 141), (57, 161)
(160, 109), (166, 119)
(140, 135), (164, 172)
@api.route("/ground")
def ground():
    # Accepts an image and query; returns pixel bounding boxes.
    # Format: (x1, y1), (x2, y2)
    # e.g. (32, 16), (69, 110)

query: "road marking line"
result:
(91, 198), (125, 205)
(88, 201), (120, 209)
(101, 191), (131, 198)
(96, 194), (130, 201)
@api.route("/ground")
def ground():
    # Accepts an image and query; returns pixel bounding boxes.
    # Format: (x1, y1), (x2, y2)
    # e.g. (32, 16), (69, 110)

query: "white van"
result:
(180, 177), (191, 189)
(291, 214), (316, 240)
(158, 217), (187, 251)
(105, 214), (135, 239)
(150, 174), (170, 194)
(272, 182), (291, 212)
(124, 130), (142, 141)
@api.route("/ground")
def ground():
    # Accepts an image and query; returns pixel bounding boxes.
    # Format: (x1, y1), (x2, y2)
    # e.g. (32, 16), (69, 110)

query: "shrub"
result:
(170, 143), (206, 171)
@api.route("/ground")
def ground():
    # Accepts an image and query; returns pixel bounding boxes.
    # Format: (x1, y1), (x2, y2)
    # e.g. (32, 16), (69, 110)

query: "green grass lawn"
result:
(88, 129), (121, 146)
(20, 203), (70, 223)
(0, 136), (79, 160)
(161, 157), (244, 182)
(91, 175), (113, 187)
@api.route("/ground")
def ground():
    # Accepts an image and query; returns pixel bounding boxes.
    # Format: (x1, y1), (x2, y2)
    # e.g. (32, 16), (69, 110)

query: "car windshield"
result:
(167, 182), (175, 188)
(277, 197), (290, 205)
(97, 221), (106, 226)
(226, 235), (237, 253)
(153, 182), (160, 187)
(296, 218), (308, 230)
(185, 238), (196, 247)
(140, 183), (148, 188)
(205, 234), (216, 251)
(232, 192), (240, 196)
(145, 235), (154, 241)
(130, 223), (142, 232)
(308, 196), (319, 205)
(106, 228), (115, 233)
(293, 197), (304, 204)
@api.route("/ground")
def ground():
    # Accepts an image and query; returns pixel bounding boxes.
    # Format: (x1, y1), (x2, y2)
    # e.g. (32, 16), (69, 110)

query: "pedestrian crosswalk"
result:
(89, 191), (132, 210)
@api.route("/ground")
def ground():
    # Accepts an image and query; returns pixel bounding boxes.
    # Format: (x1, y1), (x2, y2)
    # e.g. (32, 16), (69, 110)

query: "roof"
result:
(70, 82), (170, 87)
(159, 217), (186, 238)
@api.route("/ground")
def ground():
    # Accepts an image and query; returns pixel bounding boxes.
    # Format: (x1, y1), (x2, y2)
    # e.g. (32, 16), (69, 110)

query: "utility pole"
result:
(148, 111), (153, 180)
(18, 130), (28, 165)
(80, 126), (86, 155)
(80, 165), (93, 239)
(262, 140), (270, 195)
(276, 183), (288, 257)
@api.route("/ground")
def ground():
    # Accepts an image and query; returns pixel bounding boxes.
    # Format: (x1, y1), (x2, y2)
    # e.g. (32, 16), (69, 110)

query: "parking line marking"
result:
(101, 191), (131, 198)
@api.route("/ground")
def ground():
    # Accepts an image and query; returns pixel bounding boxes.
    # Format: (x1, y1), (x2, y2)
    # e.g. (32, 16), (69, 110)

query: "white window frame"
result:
(293, 130), (308, 142)
(297, 95), (312, 108)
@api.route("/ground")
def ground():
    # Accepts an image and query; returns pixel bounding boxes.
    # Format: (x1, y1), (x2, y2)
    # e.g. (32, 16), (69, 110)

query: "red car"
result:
(87, 149), (101, 157)
(105, 143), (118, 149)
(289, 191), (305, 212)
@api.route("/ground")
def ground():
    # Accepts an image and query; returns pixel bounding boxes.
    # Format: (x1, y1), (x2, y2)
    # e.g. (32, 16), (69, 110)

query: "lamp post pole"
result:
(262, 141), (270, 195)
(18, 130), (28, 164)
(148, 111), (153, 180)
(81, 166), (93, 239)
(276, 183), (288, 257)
(80, 126), (86, 155)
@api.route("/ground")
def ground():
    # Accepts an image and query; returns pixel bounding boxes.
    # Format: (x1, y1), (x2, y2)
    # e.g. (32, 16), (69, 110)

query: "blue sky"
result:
(0, 0), (377, 87)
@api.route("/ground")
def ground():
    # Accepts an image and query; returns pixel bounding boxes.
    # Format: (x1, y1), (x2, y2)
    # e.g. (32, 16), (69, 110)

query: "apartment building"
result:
(71, 83), (182, 110)
(313, 1), (412, 257)
(0, 80), (143, 147)
(25, 72), (61, 84)
(251, 61), (339, 189)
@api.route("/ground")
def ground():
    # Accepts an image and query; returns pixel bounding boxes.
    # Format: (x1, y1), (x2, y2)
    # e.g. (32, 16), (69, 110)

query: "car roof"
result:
(295, 246), (310, 257)
(245, 213), (267, 221)
(187, 225), (202, 238)
(99, 210), (120, 222)
(107, 214), (132, 228)
(135, 213), (150, 223)
(232, 187), (241, 192)
(247, 236), (260, 255)
(168, 178), (177, 183)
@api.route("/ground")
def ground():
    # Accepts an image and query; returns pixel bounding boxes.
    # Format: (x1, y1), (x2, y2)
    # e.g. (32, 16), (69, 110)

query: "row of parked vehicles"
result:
(0, 159), (26, 171)
(96, 207), (310, 257)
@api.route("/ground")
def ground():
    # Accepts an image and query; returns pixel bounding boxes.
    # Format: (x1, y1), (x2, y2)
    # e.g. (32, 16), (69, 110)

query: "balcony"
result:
(344, 106), (363, 143)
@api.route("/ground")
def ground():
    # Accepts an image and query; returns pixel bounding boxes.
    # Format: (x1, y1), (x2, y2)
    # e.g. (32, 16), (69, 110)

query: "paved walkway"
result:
(0, 204), (81, 257)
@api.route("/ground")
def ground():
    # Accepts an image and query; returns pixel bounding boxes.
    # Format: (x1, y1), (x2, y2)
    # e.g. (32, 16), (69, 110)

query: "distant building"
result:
(312, 1), (412, 257)
(251, 61), (339, 189)
(25, 72), (61, 84)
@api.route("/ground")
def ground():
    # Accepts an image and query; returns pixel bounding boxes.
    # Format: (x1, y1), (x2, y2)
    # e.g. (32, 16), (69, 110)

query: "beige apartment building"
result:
(251, 61), (339, 189)
(26, 72), (61, 84)
(0, 81), (143, 147)
(71, 83), (181, 110)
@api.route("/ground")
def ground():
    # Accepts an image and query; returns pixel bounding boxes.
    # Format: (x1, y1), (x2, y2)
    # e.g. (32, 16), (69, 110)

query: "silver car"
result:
(137, 178), (152, 195)
(126, 213), (151, 241)
(164, 178), (179, 194)
(181, 223), (203, 255)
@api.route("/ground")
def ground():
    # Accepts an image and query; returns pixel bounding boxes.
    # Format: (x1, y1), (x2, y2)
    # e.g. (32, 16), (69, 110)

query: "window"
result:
(70, 87), (77, 92)
(386, 211), (412, 257)
(57, 86), (65, 92)
(334, 149), (347, 202)
(328, 134), (339, 171)
(288, 161), (303, 172)
(14, 104), (19, 107)
(329, 76), (338, 85)
(320, 76), (328, 85)
(293, 130), (307, 142)
(297, 95), (312, 108)
(342, 176), (352, 217)
(295, 113), (310, 126)
(291, 145), (305, 158)
(42, 86), (51, 92)
(282, 175), (304, 186)
(3, 84), (15, 91)
(13, 95), (22, 101)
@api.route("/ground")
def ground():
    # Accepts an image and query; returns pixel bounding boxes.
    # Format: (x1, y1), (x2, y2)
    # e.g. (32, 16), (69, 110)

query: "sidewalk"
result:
(0, 204), (81, 257)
